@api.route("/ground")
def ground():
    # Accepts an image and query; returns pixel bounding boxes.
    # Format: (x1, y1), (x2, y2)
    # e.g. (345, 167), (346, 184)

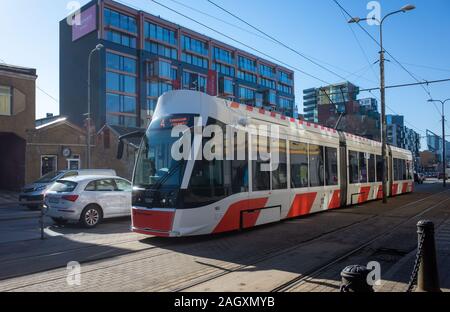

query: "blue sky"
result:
(1, 0), (449, 150)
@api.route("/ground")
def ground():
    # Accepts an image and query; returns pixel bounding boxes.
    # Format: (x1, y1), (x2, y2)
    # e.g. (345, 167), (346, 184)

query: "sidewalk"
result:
(375, 219), (450, 292)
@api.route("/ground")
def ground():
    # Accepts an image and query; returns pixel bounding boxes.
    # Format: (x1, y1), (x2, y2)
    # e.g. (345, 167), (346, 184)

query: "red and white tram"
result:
(123, 90), (413, 237)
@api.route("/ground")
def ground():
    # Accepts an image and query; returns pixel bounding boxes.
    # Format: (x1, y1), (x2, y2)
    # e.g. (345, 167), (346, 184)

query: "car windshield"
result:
(36, 171), (65, 183)
(134, 114), (195, 189)
(48, 180), (78, 193)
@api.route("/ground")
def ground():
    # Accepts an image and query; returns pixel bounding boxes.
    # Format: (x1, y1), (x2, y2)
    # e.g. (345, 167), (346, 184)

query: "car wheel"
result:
(52, 217), (68, 225)
(80, 205), (103, 228)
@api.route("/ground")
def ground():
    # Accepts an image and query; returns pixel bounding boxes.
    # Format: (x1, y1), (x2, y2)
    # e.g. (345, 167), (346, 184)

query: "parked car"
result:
(414, 173), (425, 184)
(438, 172), (448, 180)
(19, 169), (116, 210)
(45, 175), (132, 228)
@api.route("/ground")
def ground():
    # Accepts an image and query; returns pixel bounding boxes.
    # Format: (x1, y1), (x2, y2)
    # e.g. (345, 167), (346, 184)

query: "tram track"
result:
(1, 188), (448, 291)
(168, 190), (450, 292)
(271, 192), (450, 292)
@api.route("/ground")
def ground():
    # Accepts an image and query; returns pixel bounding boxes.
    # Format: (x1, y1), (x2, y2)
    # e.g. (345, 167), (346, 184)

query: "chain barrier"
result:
(406, 231), (426, 292)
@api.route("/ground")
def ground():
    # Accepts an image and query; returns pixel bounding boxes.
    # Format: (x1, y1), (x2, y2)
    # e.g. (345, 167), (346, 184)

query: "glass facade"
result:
(98, 5), (295, 129)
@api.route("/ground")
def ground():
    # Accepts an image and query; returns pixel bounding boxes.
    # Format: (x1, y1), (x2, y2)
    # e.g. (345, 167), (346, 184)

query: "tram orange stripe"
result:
(402, 182), (408, 193)
(328, 190), (341, 209)
(287, 192), (317, 218)
(213, 198), (269, 234)
(358, 186), (371, 203)
(392, 184), (398, 196)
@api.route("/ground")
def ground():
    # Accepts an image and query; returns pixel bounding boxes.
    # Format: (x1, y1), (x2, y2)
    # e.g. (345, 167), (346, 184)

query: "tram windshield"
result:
(134, 114), (195, 189)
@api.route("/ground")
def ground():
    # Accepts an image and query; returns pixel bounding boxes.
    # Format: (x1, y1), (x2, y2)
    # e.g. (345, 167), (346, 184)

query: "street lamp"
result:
(86, 44), (104, 169)
(349, 4), (415, 203)
(428, 99), (450, 187)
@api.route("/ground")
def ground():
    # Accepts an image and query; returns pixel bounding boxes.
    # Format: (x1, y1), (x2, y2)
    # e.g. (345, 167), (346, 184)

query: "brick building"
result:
(0, 64), (37, 191)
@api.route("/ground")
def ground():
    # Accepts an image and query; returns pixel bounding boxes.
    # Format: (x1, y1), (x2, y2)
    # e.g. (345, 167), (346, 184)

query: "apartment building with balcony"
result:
(60, 0), (296, 130)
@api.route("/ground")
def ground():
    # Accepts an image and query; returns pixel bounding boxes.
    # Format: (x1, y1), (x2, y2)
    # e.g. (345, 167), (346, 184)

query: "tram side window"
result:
(349, 151), (359, 184)
(309, 144), (324, 187)
(376, 155), (383, 182)
(230, 131), (248, 194)
(393, 158), (399, 181)
(368, 154), (376, 183)
(325, 147), (338, 186)
(252, 135), (270, 191)
(290, 141), (308, 188)
(359, 152), (368, 183)
(272, 139), (288, 190)
(400, 159), (406, 180)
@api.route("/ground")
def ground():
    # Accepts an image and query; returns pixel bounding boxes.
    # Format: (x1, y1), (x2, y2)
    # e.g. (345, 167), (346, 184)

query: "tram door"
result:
(339, 134), (348, 207)
(388, 147), (393, 197)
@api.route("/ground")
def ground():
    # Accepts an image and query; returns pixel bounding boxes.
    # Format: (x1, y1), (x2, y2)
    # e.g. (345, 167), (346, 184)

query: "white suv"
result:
(45, 175), (132, 228)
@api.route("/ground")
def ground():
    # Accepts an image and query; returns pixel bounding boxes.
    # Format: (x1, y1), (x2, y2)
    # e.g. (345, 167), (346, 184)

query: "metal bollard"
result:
(416, 220), (441, 292)
(340, 265), (374, 292)
(40, 203), (45, 240)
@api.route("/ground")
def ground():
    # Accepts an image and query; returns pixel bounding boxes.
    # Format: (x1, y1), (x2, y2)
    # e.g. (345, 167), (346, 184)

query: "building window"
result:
(106, 93), (137, 114)
(106, 52), (136, 74)
(67, 159), (81, 170)
(106, 114), (136, 127)
(147, 81), (173, 98)
(278, 97), (293, 111)
(238, 55), (256, 72)
(181, 35), (208, 56)
(213, 47), (234, 65)
(0, 86), (12, 116)
(277, 83), (293, 95)
(259, 77), (276, 90)
(259, 64), (275, 79)
(145, 22), (177, 45)
(238, 86), (255, 106)
(104, 8), (137, 33)
(237, 70), (257, 84)
(219, 78), (233, 95)
(182, 71), (207, 93)
(212, 62), (235, 77)
(105, 30), (136, 48)
(279, 70), (293, 85)
(147, 59), (172, 80)
(181, 53), (208, 69)
(106, 72), (136, 94)
(41, 155), (57, 176)
(145, 41), (178, 60)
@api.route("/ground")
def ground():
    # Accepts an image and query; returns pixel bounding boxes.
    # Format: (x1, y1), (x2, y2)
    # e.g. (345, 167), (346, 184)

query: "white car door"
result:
(94, 179), (122, 217)
(115, 179), (132, 216)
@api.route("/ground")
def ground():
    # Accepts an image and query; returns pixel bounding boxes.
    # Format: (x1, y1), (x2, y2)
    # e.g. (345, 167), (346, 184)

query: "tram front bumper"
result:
(131, 207), (177, 237)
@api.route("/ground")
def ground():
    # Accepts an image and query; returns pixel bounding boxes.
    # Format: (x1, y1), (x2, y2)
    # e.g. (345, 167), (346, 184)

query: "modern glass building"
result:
(302, 82), (359, 123)
(60, 0), (296, 130)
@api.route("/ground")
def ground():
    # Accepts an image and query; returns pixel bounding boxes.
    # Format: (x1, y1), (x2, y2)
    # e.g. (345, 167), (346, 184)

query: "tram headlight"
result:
(163, 191), (178, 208)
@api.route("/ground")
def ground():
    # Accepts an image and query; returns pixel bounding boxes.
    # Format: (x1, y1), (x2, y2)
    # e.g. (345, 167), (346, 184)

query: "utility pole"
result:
(348, 4), (416, 203)
(429, 99), (450, 187)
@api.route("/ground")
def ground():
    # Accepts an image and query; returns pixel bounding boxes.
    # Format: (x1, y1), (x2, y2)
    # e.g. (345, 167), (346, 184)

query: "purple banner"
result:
(72, 5), (97, 42)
